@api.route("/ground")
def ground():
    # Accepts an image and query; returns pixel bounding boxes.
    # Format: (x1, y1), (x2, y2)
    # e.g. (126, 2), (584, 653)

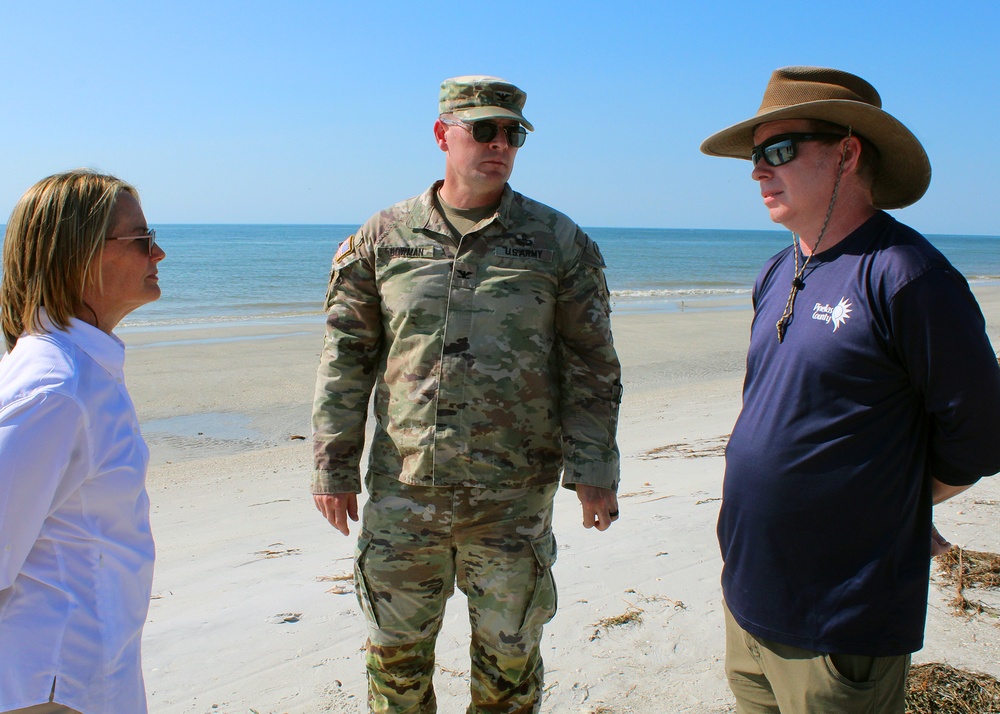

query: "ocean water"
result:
(5, 224), (1000, 329)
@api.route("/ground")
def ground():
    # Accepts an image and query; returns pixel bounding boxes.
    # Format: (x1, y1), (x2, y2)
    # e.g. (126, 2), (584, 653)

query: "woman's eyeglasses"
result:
(442, 118), (527, 148)
(108, 228), (157, 256)
(750, 133), (846, 167)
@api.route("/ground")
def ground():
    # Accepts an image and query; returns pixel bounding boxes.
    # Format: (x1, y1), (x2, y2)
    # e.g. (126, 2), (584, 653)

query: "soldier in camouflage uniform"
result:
(312, 75), (623, 714)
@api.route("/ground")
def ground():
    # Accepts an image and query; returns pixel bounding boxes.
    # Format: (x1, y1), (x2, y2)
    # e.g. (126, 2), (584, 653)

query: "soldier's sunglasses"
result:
(750, 133), (846, 167)
(442, 118), (527, 148)
(108, 228), (157, 256)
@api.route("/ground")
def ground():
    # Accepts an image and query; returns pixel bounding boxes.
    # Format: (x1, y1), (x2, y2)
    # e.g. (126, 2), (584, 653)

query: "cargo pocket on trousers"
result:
(519, 530), (558, 633)
(354, 529), (381, 630)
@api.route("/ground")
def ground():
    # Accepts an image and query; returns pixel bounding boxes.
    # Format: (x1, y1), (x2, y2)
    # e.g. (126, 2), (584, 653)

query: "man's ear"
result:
(842, 135), (864, 174)
(434, 119), (449, 152)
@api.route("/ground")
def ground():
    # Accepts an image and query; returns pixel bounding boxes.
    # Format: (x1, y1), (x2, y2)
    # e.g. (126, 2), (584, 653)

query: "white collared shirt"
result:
(0, 310), (154, 713)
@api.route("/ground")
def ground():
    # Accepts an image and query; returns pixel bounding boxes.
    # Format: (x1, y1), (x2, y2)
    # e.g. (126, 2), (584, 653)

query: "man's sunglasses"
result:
(109, 228), (157, 256)
(750, 133), (846, 167)
(442, 118), (527, 148)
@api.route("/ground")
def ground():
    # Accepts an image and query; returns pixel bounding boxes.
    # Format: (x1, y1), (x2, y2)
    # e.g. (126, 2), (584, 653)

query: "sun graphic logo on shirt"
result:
(831, 297), (853, 331)
(812, 297), (853, 332)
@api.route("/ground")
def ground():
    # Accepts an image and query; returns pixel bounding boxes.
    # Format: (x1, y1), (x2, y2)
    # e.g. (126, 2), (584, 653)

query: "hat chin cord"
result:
(775, 127), (853, 343)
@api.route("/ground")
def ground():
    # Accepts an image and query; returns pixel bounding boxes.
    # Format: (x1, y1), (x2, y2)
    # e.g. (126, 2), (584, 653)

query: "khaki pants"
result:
(724, 601), (909, 713)
(355, 474), (559, 714)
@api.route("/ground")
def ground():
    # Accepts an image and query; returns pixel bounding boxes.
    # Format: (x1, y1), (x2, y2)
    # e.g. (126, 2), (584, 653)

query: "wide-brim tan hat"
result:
(700, 66), (931, 209)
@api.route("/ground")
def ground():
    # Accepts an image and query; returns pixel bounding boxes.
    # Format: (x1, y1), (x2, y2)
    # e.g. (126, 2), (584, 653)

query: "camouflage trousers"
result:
(354, 473), (559, 714)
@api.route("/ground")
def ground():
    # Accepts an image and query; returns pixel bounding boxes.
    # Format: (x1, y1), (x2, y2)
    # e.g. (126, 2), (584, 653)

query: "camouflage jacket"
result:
(311, 182), (622, 494)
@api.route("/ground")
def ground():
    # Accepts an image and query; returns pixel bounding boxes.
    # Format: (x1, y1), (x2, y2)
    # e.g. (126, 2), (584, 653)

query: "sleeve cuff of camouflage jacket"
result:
(560, 462), (620, 492)
(311, 469), (363, 495)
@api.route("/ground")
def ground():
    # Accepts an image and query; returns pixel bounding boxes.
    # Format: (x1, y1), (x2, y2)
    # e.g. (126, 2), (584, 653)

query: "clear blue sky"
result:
(1, 0), (997, 234)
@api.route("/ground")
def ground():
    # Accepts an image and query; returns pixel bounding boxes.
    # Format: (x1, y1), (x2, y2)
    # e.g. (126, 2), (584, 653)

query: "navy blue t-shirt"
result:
(720, 211), (1000, 656)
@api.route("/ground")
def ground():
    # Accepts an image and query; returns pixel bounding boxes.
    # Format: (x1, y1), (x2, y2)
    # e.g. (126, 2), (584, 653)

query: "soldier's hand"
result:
(576, 484), (619, 531)
(314, 493), (359, 536)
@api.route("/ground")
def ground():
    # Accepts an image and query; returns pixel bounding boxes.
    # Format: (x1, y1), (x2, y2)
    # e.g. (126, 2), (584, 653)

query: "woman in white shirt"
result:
(0, 170), (165, 714)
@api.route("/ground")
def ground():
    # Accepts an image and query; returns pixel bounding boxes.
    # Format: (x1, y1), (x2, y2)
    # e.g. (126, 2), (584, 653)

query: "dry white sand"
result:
(129, 288), (1000, 713)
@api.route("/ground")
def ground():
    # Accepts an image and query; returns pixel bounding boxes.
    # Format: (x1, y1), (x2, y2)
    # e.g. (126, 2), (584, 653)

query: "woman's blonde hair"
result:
(1, 170), (138, 350)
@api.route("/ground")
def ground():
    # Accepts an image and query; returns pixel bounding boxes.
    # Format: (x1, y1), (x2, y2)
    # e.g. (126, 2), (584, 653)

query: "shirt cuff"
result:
(560, 461), (620, 492)
(311, 469), (362, 495)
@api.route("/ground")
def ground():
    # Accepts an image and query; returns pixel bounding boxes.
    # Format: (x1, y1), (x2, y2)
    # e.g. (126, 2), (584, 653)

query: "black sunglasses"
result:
(443, 118), (527, 148)
(750, 133), (846, 167)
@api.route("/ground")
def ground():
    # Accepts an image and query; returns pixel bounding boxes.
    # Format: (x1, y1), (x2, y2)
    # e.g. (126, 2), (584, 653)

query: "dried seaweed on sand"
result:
(905, 662), (1000, 713)
(936, 547), (1000, 618)
(589, 606), (644, 641)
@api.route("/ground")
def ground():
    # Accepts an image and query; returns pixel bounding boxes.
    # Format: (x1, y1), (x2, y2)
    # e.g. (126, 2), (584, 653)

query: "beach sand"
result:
(132, 288), (1000, 714)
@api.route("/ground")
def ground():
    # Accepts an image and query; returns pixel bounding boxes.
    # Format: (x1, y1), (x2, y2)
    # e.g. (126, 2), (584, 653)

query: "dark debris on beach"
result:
(935, 547), (1000, 617)
(905, 662), (1000, 713)
(904, 547), (1000, 711)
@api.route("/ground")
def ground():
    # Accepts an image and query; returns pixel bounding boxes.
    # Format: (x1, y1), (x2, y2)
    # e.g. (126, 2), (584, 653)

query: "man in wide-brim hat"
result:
(702, 66), (1000, 713)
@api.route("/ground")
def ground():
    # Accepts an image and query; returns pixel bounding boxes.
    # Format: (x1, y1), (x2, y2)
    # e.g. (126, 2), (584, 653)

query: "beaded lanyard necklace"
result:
(775, 127), (853, 343)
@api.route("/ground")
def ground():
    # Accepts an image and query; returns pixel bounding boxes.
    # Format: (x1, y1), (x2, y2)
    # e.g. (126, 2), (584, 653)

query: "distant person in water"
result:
(702, 66), (1000, 713)
(0, 170), (165, 714)
(311, 75), (622, 712)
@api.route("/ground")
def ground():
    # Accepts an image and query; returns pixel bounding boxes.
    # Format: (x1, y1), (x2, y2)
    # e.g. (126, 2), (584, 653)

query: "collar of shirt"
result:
(410, 181), (515, 236)
(34, 307), (126, 381)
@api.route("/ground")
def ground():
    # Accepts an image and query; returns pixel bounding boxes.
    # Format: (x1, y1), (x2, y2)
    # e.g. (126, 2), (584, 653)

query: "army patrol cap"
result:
(439, 75), (534, 132)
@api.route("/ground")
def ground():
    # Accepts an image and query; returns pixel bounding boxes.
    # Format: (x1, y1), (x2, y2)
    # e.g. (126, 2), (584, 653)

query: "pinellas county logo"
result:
(812, 297), (853, 332)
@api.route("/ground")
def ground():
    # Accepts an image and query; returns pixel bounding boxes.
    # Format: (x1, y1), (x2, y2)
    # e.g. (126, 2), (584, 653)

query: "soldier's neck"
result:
(436, 190), (498, 238)
(438, 179), (504, 210)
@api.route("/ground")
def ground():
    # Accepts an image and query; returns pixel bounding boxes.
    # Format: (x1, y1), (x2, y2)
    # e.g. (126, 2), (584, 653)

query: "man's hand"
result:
(930, 478), (970, 556)
(576, 484), (619, 531)
(314, 493), (359, 536)
(930, 523), (954, 557)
